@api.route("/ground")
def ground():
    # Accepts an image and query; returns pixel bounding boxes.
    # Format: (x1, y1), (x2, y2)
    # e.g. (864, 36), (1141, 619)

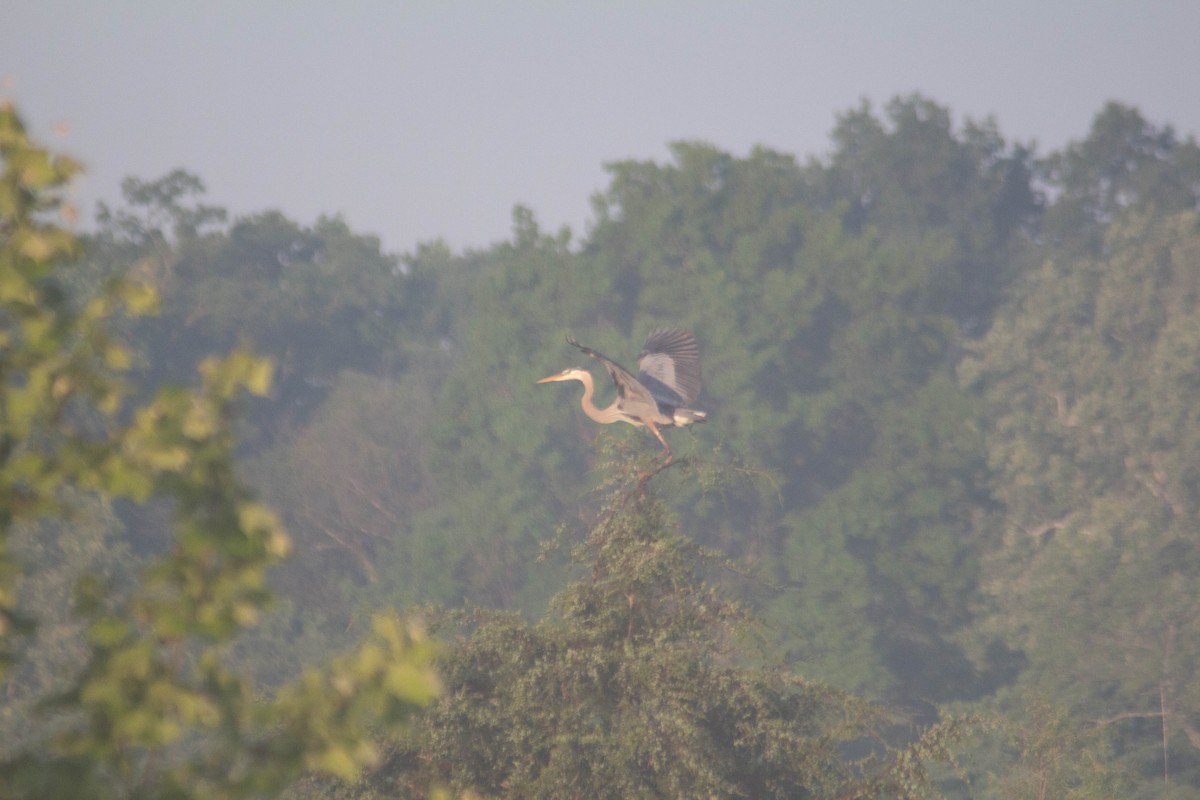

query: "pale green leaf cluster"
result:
(0, 103), (439, 799)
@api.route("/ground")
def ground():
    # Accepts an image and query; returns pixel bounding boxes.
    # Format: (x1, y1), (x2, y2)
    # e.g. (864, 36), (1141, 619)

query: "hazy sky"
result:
(7, 2), (1200, 255)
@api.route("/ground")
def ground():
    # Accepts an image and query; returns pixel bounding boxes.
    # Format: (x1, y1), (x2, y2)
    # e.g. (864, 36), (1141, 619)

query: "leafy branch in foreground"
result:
(0, 101), (439, 799)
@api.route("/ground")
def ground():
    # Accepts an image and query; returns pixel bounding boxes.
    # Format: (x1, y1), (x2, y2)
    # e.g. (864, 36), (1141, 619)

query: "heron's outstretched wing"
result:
(636, 328), (701, 407)
(566, 336), (657, 409)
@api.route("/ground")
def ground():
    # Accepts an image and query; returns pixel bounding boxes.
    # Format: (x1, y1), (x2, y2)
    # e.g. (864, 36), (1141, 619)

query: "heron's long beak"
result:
(536, 374), (565, 384)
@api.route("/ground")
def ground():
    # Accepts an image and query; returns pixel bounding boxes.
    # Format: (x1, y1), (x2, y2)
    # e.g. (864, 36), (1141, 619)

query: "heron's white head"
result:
(536, 368), (590, 385)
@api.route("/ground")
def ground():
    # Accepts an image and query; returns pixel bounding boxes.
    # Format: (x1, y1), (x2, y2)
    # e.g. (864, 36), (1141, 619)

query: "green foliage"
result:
(568, 102), (1036, 704)
(819, 95), (1041, 330)
(0, 494), (131, 758)
(1, 98), (97, 662)
(339, 449), (974, 799)
(231, 370), (440, 686)
(91, 183), (413, 451)
(12, 88), (1200, 796)
(963, 208), (1200, 792)
(0, 102), (438, 799)
(1041, 102), (1200, 253)
(944, 695), (1130, 800)
(69, 96), (1039, 711)
(95, 169), (228, 244)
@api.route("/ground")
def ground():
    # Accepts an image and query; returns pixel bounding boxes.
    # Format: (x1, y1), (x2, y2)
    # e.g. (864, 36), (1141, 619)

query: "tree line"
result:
(2, 93), (1199, 796)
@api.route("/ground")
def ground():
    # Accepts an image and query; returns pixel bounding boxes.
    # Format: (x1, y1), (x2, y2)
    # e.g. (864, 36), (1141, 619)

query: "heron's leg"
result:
(646, 421), (673, 462)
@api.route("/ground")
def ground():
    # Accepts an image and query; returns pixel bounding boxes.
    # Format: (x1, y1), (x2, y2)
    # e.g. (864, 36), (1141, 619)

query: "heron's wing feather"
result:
(637, 328), (701, 406)
(567, 337), (657, 408)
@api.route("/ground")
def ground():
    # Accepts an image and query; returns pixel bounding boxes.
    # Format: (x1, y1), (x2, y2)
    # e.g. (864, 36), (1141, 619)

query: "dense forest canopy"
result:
(3, 93), (1200, 797)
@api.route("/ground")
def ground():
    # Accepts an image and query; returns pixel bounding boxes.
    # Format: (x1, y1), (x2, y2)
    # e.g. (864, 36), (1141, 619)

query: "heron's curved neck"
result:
(576, 370), (620, 424)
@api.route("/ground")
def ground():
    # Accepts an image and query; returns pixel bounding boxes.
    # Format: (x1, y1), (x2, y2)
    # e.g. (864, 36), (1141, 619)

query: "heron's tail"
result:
(672, 408), (707, 426)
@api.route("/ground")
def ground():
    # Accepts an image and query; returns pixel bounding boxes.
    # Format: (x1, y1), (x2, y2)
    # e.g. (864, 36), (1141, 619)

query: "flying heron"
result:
(537, 328), (707, 460)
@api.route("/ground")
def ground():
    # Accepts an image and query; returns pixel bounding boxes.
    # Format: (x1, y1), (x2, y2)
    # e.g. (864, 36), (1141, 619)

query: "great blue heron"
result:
(537, 328), (707, 460)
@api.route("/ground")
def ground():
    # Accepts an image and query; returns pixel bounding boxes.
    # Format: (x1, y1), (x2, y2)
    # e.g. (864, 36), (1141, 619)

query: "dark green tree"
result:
(945, 695), (1130, 800)
(962, 207), (1200, 794)
(1040, 102), (1200, 255)
(90, 182), (415, 448)
(818, 94), (1041, 332)
(369, 116), (1024, 710)
(95, 169), (228, 244)
(331, 444), (974, 799)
